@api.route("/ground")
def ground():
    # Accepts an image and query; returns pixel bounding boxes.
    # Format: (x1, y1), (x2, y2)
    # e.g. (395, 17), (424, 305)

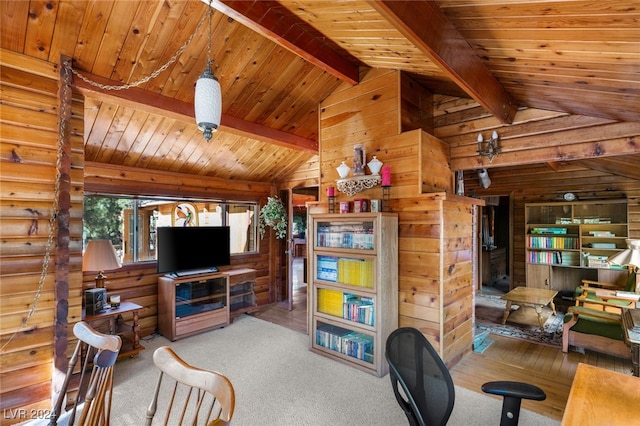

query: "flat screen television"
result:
(157, 226), (231, 276)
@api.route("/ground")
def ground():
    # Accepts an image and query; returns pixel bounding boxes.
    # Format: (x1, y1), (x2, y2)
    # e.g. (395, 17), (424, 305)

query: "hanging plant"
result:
(259, 196), (287, 239)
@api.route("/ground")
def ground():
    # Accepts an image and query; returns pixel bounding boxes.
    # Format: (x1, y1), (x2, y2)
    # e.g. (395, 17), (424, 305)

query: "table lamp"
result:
(607, 239), (640, 293)
(83, 239), (121, 289)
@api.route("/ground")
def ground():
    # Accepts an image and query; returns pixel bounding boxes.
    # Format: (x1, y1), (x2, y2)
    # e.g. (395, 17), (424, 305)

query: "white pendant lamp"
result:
(195, 60), (221, 141)
(194, 3), (221, 141)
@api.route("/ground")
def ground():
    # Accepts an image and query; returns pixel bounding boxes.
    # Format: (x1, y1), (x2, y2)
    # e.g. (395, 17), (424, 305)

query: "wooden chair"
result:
(51, 321), (122, 426)
(577, 277), (638, 313)
(145, 346), (235, 426)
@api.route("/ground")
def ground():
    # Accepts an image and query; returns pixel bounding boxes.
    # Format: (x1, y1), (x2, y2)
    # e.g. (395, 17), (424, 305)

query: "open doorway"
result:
(480, 195), (511, 295)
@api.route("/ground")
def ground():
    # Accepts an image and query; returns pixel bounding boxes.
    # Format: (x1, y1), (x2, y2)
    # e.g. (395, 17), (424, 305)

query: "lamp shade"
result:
(195, 67), (222, 141)
(607, 239), (640, 268)
(83, 240), (121, 272)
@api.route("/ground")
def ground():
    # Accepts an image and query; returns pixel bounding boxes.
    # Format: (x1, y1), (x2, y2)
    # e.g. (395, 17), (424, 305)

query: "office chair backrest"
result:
(51, 321), (122, 426)
(145, 346), (235, 426)
(386, 327), (455, 426)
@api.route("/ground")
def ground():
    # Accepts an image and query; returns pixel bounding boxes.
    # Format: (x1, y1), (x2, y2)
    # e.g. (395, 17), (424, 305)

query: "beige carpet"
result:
(27, 315), (559, 425)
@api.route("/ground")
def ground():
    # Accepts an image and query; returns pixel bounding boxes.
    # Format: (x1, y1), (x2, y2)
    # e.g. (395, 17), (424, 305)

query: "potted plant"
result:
(293, 210), (307, 239)
(259, 196), (287, 239)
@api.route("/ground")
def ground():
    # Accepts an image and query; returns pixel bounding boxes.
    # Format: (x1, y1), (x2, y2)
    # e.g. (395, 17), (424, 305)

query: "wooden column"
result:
(52, 56), (74, 402)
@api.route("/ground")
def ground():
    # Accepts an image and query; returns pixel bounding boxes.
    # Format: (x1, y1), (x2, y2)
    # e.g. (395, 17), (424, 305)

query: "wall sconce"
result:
(477, 131), (500, 162)
(477, 169), (491, 189)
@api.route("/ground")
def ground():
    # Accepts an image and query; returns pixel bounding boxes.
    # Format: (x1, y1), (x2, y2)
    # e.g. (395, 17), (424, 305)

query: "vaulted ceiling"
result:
(2, 0), (639, 183)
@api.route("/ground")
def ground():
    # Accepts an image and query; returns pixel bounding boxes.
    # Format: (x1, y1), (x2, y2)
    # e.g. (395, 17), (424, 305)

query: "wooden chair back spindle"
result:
(50, 321), (122, 426)
(145, 346), (235, 426)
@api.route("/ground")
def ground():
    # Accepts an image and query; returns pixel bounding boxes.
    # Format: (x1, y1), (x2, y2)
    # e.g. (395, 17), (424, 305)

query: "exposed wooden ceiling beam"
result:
(369, 0), (518, 124)
(71, 69), (318, 152)
(576, 158), (640, 181)
(208, 0), (360, 85)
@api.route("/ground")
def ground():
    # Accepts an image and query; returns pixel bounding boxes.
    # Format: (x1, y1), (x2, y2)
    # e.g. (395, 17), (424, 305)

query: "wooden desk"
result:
(84, 301), (144, 358)
(561, 363), (640, 425)
(501, 286), (557, 331)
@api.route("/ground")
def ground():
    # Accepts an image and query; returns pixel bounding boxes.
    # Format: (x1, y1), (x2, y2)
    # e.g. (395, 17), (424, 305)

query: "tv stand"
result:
(158, 272), (229, 341)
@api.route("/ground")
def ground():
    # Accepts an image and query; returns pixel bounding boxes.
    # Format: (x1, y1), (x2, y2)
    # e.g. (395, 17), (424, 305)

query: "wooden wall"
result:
(1, 53), (85, 420)
(319, 68), (477, 365)
(434, 95), (640, 288)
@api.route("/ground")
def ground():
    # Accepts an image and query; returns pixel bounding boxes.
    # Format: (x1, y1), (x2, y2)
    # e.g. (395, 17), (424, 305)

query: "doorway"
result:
(480, 195), (511, 295)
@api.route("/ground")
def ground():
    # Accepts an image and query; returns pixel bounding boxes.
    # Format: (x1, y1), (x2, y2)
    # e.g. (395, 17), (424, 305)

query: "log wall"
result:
(1, 53), (85, 421)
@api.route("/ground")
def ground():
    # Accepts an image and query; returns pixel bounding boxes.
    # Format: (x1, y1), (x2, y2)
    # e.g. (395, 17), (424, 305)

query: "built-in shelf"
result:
(336, 175), (381, 196)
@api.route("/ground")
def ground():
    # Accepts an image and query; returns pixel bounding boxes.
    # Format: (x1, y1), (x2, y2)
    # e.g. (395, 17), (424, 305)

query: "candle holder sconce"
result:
(382, 186), (391, 212)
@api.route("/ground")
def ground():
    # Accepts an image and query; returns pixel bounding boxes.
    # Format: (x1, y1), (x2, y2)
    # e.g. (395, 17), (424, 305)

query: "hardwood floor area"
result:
(254, 269), (634, 422)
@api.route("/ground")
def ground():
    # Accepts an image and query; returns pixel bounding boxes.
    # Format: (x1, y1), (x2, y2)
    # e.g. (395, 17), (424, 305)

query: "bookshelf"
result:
(308, 212), (398, 377)
(525, 200), (628, 290)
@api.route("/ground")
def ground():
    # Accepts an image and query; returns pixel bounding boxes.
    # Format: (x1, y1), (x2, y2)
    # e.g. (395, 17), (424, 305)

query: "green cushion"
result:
(564, 309), (624, 341)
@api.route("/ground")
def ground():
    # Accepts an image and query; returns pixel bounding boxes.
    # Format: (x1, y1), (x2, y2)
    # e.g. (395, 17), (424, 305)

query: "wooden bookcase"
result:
(525, 199), (628, 291)
(308, 212), (398, 377)
(158, 272), (229, 341)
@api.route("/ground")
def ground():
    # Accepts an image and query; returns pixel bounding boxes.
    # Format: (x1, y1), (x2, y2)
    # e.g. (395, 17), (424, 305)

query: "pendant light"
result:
(194, 3), (221, 141)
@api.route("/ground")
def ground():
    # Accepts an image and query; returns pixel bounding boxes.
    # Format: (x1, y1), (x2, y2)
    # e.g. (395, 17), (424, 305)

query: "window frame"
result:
(83, 194), (259, 265)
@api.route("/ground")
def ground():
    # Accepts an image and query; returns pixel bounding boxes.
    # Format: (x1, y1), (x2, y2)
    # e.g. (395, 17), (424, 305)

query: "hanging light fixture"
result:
(194, 3), (222, 141)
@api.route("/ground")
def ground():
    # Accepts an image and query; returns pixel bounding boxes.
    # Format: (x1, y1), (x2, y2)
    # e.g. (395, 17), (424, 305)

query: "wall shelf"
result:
(336, 175), (381, 196)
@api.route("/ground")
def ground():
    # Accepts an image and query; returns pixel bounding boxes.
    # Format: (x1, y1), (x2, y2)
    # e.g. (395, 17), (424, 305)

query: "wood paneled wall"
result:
(319, 69), (477, 366)
(434, 95), (640, 288)
(1, 53), (85, 420)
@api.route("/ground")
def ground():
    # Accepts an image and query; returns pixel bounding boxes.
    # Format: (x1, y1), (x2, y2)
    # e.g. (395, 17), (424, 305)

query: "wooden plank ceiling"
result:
(1, 0), (639, 182)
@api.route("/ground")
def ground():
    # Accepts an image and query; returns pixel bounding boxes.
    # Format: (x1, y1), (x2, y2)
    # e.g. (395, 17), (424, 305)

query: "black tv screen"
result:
(157, 226), (231, 275)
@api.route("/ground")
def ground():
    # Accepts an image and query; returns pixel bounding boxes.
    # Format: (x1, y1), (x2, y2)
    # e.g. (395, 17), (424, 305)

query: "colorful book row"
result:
(316, 324), (373, 363)
(528, 251), (579, 266)
(528, 235), (578, 249)
(343, 295), (374, 326)
(316, 230), (375, 250)
(317, 289), (375, 326)
(530, 227), (568, 235)
(316, 255), (374, 288)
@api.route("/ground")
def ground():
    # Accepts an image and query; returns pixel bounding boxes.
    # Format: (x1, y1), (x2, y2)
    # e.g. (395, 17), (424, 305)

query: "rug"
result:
(475, 294), (564, 347)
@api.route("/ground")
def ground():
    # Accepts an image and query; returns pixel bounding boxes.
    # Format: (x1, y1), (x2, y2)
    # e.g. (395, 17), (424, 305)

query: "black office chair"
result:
(385, 327), (546, 426)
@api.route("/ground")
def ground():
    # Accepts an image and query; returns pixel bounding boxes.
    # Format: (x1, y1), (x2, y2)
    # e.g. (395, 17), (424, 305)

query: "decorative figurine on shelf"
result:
(353, 144), (366, 176)
(336, 161), (350, 178)
(367, 156), (383, 175)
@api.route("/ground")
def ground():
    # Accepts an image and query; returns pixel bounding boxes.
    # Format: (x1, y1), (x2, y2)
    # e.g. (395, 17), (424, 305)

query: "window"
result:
(83, 195), (257, 264)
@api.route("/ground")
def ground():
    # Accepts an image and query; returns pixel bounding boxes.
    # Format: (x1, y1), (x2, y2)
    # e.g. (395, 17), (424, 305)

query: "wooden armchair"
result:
(562, 290), (635, 359)
(145, 346), (235, 426)
(576, 277), (637, 313)
(51, 321), (122, 426)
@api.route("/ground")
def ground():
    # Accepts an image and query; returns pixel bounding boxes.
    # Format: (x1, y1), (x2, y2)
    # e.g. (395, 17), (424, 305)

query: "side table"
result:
(83, 301), (144, 358)
(622, 309), (640, 377)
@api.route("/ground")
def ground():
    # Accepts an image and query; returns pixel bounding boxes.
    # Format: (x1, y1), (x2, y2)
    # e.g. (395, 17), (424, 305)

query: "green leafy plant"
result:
(259, 196), (287, 239)
(293, 210), (307, 238)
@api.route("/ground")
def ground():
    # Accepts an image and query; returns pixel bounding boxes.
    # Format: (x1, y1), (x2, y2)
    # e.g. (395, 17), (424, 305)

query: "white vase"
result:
(336, 161), (351, 178)
(367, 156), (383, 175)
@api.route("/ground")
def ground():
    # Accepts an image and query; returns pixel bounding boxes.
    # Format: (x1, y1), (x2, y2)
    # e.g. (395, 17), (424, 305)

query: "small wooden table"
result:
(561, 363), (640, 425)
(501, 286), (557, 331)
(84, 301), (144, 358)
